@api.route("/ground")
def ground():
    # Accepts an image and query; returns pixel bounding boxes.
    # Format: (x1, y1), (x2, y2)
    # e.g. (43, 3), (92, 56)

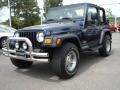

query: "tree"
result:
(14, 0), (41, 28)
(106, 8), (115, 22)
(0, 0), (41, 29)
(0, 0), (6, 9)
(44, 0), (63, 13)
(11, 16), (24, 29)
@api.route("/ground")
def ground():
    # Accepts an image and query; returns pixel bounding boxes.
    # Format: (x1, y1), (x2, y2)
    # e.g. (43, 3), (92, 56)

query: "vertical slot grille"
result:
(19, 31), (37, 47)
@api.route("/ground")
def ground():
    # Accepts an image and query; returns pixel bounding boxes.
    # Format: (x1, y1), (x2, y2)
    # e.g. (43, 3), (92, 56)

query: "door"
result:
(83, 6), (100, 47)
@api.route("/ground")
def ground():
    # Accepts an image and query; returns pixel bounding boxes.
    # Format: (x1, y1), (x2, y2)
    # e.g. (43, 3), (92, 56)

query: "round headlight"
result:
(14, 32), (19, 37)
(15, 42), (19, 49)
(36, 32), (44, 42)
(23, 42), (27, 50)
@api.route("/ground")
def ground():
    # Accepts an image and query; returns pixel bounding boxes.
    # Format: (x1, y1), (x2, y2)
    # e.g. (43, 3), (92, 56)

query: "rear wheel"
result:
(99, 35), (112, 57)
(118, 29), (120, 32)
(114, 29), (116, 32)
(11, 58), (33, 69)
(51, 43), (80, 79)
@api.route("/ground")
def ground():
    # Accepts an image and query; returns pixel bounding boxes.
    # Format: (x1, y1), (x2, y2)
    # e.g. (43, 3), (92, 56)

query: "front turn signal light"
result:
(44, 38), (52, 44)
(56, 38), (62, 45)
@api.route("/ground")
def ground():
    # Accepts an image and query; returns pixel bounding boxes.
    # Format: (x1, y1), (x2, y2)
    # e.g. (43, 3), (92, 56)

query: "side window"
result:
(99, 9), (105, 25)
(87, 6), (98, 26)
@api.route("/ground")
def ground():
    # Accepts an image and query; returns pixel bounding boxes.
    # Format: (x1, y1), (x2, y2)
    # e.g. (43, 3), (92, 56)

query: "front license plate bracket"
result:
(16, 49), (26, 57)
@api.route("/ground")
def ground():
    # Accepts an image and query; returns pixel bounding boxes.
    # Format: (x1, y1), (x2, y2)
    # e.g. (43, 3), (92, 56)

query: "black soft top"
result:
(49, 3), (104, 11)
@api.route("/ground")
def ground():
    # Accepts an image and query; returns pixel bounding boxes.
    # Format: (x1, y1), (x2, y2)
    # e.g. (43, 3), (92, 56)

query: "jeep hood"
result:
(20, 22), (81, 35)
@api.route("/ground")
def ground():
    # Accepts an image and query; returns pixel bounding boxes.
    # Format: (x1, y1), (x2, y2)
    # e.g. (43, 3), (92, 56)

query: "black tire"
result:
(114, 29), (116, 32)
(118, 29), (120, 32)
(11, 58), (33, 69)
(0, 37), (7, 49)
(51, 43), (80, 79)
(99, 35), (112, 57)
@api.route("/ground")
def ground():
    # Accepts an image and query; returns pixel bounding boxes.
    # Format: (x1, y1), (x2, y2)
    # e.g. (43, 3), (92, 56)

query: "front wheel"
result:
(11, 58), (33, 69)
(51, 43), (80, 79)
(99, 35), (112, 57)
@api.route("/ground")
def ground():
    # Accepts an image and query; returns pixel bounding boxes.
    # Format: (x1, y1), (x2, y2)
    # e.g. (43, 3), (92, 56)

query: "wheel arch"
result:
(0, 36), (8, 41)
(99, 29), (112, 44)
(60, 34), (82, 51)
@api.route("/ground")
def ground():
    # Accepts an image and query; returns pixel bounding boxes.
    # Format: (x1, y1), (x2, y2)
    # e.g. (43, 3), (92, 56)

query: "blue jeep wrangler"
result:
(3, 3), (112, 79)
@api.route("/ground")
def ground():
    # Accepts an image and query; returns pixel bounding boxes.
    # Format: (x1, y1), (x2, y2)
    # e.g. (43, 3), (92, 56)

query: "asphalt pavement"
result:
(0, 32), (120, 90)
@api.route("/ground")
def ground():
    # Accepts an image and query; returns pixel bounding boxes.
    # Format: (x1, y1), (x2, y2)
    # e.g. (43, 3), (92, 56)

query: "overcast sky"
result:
(0, 0), (120, 22)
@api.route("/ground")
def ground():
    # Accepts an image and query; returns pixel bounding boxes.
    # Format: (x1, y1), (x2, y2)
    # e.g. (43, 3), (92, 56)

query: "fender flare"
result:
(99, 29), (112, 44)
(43, 33), (82, 51)
(59, 34), (82, 49)
(58, 33), (81, 43)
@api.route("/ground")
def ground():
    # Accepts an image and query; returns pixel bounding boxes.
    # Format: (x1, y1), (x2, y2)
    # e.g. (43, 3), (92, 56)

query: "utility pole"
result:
(40, 8), (44, 25)
(115, 15), (117, 27)
(40, 0), (46, 25)
(43, 0), (47, 13)
(8, 0), (11, 28)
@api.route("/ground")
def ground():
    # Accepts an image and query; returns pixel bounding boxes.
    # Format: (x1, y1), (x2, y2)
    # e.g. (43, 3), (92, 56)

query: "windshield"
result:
(46, 4), (85, 20)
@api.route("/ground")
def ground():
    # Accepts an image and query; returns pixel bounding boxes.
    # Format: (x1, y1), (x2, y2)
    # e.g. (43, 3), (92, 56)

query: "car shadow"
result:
(14, 50), (114, 82)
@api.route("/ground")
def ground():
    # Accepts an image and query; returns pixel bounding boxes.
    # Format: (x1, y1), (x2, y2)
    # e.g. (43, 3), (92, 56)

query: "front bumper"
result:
(2, 37), (49, 63)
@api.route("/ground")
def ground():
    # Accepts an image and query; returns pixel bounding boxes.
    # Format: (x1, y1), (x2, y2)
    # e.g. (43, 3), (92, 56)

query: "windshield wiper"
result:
(45, 19), (58, 23)
(45, 18), (73, 23)
(46, 19), (56, 21)
(60, 17), (73, 21)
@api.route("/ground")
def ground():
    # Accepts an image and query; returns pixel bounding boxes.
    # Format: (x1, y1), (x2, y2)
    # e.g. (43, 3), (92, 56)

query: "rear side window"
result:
(99, 9), (104, 24)
(100, 10), (103, 22)
(99, 9), (106, 25)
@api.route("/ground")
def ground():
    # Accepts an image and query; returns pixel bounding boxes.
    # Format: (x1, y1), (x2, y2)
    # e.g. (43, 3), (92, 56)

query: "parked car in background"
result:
(118, 24), (120, 32)
(109, 24), (117, 32)
(0, 25), (16, 48)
